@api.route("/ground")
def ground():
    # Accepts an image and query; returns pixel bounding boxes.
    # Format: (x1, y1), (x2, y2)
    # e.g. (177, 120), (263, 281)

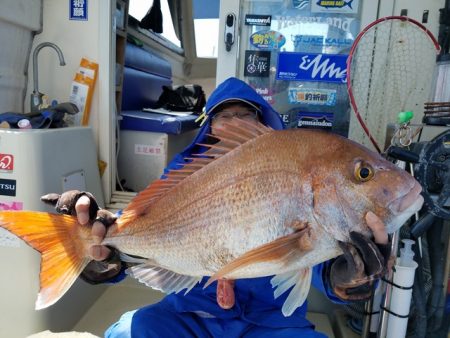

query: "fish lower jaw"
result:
(386, 195), (424, 234)
(388, 182), (423, 214)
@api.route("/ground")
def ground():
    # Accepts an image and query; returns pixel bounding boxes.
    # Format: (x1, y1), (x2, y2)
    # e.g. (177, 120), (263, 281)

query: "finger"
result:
(345, 282), (372, 297)
(366, 211), (388, 245)
(91, 221), (107, 244)
(342, 282), (373, 301)
(75, 195), (91, 225)
(216, 279), (235, 309)
(54, 190), (82, 215)
(96, 209), (117, 227)
(332, 242), (366, 285)
(89, 245), (111, 261)
(350, 231), (384, 277)
(40, 193), (61, 206)
(347, 245), (366, 278)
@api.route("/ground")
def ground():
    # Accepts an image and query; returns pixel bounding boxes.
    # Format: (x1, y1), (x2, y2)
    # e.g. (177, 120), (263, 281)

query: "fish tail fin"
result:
(0, 211), (91, 309)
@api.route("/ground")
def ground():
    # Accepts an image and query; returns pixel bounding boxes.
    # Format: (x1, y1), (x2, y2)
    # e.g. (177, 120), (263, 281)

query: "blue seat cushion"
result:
(121, 43), (172, 111)
(120, 111), (198, 135)
(124, 43), (172, 78)
(121, 67), (172, 111)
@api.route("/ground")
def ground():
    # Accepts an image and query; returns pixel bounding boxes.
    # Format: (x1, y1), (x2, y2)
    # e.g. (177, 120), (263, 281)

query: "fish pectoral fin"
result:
(205, 228), (313, 288)
(126, 263), (202, 295)
(271, 268), (312, 317)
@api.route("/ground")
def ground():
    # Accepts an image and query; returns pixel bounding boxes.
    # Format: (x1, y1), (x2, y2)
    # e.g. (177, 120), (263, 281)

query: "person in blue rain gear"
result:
(44, 77), (390, 338)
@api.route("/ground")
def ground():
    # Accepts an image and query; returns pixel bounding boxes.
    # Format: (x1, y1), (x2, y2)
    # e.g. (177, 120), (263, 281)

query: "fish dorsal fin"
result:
(196, 118), (272, 158)
(117, 119), (272, 229)
(271, 268), (312, 316)
(204, 227), (313, 288)
(126, 262), (202, 295)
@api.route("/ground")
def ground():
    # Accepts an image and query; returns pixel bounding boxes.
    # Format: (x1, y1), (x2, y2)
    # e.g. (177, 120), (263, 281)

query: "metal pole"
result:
(361, 295), (374, 337)
(377, 231), (400, 338)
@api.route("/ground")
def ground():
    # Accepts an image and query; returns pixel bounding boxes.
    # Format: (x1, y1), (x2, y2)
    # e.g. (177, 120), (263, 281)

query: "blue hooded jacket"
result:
(169, 77), (284, 166)
(157, 78), (341, 327)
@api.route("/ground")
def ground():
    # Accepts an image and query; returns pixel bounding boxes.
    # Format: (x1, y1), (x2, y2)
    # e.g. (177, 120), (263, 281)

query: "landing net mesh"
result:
(347, 17), (440, 152)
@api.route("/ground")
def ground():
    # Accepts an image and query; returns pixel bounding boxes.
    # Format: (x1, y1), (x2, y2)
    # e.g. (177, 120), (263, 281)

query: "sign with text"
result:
(297, 112), (334, 129)
(312, 0), (359, 14)
(0, 179), (16, 196)
(276, 52), (348, 83)
(288, 88), (337, 106)
(70, 0), (88, 21)
(244, 50), (271, 77)
(245, 14), (272, 26)
(250, 30), (286, 50)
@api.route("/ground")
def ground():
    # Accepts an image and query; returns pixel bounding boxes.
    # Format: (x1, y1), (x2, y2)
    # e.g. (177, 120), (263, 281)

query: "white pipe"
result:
(377, 227), (401, 338)
(386, 240), (418, 338)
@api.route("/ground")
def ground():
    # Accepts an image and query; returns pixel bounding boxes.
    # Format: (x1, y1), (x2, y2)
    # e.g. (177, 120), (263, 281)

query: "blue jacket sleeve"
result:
(312, 261), (346, 304)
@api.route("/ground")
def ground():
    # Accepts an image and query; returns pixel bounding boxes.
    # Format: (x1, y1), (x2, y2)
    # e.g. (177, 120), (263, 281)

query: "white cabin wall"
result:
(392, 0), (442, 39)
(0, 0), (42, 114)
(23, 0), (114, 202)
(24, 0), (109, 144)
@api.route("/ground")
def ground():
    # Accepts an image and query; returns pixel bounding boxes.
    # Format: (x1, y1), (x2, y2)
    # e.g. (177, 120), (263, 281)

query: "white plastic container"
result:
(386, 239), (418, 338)
(117, 129), (198, 192)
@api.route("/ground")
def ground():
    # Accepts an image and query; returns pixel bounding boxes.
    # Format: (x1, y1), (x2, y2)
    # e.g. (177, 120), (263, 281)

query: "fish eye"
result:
(354, 162), (374, 182)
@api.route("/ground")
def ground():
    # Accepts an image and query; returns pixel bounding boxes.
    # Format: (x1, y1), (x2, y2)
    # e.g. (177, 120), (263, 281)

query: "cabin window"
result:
(128, 0), (181, 49)
(193, 0), (219, 58)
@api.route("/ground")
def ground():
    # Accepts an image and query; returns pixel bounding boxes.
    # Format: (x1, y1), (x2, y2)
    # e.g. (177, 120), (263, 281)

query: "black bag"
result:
(155, 84), (206, 113)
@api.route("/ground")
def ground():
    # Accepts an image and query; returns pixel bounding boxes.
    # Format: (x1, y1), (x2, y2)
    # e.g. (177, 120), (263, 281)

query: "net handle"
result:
(346, 16), (441, 153)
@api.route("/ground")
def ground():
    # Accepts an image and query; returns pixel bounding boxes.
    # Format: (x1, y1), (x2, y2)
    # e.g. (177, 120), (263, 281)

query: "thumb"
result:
(365, 212), (388, 245)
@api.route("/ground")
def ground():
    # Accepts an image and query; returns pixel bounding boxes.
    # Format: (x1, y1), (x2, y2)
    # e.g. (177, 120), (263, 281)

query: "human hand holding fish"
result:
(41, 190), (122, 283)
(40, 190), (117, 259)
(0, 120), (424, 317)
(329, 211), (391, 301)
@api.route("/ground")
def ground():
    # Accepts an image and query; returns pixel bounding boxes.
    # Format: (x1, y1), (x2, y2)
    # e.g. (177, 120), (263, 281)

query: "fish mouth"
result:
(389, 181), (423, 215)
(386, 181), (424, 233)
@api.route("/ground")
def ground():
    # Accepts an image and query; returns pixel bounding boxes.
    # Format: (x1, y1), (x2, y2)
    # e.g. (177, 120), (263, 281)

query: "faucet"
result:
(31, 42), (66, 113)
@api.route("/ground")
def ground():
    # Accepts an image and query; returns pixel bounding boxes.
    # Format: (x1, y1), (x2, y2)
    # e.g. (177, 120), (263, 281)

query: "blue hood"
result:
(176, 77), (284, 159)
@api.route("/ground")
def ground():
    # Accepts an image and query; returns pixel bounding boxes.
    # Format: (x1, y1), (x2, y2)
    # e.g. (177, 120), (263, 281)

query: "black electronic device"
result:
(413, 130), (450, 219)
(224, 13), (236, 52)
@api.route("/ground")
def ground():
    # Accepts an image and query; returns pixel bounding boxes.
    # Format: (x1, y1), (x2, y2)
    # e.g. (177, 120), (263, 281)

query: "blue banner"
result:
(276, 52), (348, 83)
(70, 0), (88, 21)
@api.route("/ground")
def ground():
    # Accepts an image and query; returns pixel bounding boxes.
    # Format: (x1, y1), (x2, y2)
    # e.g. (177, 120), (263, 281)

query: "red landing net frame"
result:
(347, 16), (441, 153)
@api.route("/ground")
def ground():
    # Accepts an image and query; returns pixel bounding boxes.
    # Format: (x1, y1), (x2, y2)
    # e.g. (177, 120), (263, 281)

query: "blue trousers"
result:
(105, 302), (328, 338)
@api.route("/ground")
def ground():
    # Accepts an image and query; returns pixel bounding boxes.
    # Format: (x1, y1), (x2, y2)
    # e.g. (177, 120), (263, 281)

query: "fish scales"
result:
(103, 130), (349, 276)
